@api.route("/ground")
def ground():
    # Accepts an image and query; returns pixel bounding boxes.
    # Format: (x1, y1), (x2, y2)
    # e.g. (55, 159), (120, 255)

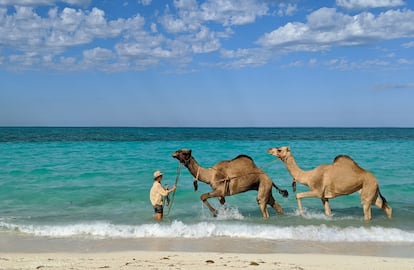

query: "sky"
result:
(0, 0), (413, 127)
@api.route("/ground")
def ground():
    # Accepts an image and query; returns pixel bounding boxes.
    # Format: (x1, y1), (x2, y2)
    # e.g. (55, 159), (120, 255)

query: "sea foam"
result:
(1, 220), (414, 243)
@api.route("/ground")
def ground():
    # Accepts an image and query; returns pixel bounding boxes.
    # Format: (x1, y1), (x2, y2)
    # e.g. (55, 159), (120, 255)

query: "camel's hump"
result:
(333, 155), (364, 170)
(333, 154), (353, 162)
(232, 154), (253, 161)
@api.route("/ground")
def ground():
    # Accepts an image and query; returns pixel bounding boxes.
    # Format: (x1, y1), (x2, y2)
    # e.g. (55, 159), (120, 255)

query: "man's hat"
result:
(153, 170), (163, 179)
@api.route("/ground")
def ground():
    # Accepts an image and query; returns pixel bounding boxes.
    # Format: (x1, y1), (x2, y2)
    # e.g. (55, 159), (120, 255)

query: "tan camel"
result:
(172, 149), (288, 218)
(267, 146), (392, 221)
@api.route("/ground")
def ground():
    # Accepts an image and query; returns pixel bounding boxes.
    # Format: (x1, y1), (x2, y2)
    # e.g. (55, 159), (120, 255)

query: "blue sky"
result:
(1, 0), (413, 127)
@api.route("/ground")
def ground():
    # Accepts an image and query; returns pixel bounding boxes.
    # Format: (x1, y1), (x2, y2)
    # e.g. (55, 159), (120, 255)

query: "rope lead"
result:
(164, 163), (182, 217)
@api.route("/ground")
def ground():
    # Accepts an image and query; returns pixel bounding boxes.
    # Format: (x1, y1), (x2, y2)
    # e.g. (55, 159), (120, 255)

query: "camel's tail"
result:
(378, 189), (392, 219)
(379, 191), (387, 205)
(272, 182), (289, 198)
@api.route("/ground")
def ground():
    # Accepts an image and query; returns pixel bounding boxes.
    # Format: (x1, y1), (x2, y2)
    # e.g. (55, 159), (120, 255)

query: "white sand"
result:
(1, 236), (413, 270)
(1, 251), (414, 270)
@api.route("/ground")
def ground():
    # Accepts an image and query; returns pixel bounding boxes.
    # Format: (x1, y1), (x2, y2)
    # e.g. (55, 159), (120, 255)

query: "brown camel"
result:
(268, 146), (392, 221)
(172, 149), (288, 218)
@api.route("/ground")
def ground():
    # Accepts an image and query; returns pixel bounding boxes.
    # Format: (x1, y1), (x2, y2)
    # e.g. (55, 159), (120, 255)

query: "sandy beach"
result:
(2, 250), (414, 270)
(1, 235), (413, 270)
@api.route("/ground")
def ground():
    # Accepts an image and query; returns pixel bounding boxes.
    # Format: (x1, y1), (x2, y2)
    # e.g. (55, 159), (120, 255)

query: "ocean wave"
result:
(1, 220), (414, 243)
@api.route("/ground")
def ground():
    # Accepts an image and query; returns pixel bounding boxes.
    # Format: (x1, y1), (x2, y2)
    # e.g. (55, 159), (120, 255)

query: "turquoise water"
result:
(0, 127), (413, 242)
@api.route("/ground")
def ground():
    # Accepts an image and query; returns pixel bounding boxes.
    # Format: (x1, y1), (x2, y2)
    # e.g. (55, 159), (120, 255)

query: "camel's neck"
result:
(283, 154), (308, 185)
(186, 157), (213, 185)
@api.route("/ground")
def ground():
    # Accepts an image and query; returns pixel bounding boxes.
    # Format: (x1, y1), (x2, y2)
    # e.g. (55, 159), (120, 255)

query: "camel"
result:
(267, 146), (392, 221)
(172, 149), (288, 218)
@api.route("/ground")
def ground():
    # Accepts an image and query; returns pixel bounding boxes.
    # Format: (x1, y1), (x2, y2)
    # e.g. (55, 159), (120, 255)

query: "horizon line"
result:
(1, 126), (413, 129)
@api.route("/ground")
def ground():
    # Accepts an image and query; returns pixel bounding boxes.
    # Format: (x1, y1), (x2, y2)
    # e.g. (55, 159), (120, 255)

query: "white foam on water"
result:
(1, 220), (414, 242)
(216, 205), (245, 220)
(289, 208), (359, 221)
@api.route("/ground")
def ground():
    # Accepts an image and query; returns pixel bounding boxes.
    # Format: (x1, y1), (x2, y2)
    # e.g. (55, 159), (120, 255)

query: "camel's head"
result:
(172, 149), (192, 166)
(172, 149), (198, 191)
(268, 146), (291, 161)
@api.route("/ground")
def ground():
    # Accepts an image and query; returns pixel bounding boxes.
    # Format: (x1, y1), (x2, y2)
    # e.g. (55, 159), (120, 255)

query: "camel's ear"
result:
(287, 146), (290, 152)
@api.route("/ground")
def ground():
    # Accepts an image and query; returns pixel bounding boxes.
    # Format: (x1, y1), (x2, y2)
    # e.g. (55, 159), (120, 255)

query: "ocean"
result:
(1, 127), (414, 243)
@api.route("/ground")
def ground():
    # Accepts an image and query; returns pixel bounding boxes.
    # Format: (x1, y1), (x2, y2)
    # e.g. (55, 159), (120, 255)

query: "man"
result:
(150, 170), (176, 220)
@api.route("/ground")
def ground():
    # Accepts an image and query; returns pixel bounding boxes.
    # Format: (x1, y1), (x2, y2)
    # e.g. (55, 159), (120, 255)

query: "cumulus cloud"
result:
(0, 6), (126, 53)
(160, 13), (192, 33)
(200, 0), (268, 26)
(83, 47), (114, 62)
(336, 0), (405, 9)
(257, 8), (414, 51)
(160, 0), (268, 33)
(219, 47), (271, 68)
(276, 3), (297, 16)
(0, 1), (413, 72)
(188, 26), (221, 53)
(402, 41), (414, 48)
(0, 0), (91, 6)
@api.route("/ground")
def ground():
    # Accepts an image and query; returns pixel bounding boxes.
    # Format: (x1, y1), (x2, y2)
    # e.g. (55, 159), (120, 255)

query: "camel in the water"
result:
(268, 146), (392, 221)
(172, 149), (288, 218)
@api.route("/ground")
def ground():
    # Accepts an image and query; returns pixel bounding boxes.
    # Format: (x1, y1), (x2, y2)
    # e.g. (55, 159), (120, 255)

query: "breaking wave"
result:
(1, 220), (414, 243)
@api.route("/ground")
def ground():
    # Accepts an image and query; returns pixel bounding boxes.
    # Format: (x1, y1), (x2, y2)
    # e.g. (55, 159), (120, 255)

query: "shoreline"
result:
(1, 235), (414, 269)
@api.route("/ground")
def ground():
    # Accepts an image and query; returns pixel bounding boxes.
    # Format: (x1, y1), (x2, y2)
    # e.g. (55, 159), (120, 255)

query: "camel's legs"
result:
(200, 190), (223, 217)
(360, 184), (379, 221)
(257, 183), (272, 218)
(219, 196), (226, 205)
(362, 203), (372, 221)
(218, 196), (227, 211)
(321, 198), (332, 216)
(296, 196), (304, 215)
(257, 197), (269, 218)
(296, 191), (319, 215)
(268, 194), (283, 214)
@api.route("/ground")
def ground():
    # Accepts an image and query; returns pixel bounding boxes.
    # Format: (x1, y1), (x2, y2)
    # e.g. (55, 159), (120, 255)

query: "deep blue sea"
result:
(0, 127), (413, 242)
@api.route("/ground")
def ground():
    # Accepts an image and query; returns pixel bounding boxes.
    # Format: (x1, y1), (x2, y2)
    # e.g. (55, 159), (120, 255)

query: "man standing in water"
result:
(150, 170), (176, 220)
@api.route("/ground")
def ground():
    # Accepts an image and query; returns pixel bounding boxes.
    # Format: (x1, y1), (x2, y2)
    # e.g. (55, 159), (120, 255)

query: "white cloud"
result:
(0, 1), (413, 72)
(309, 58), (317, 65)
(160, 14), (190, 33)
(159, 0), (201, 33)
(83, 47), (114, 62)
(277, 3), (297, 16)
(64, 0), (90, 6)
(0, 6), (127, 53)
(81, 47), (115, 71)
(150, 22), (157, 33)
(201, 0), (268, 26)
(0, 0), (53, 5)
(160, 0), (268, 33)
(257, 8), (414, 51)
(189, 26), (220, 53)
(402, 40), (414, 48)
(323, 58), (392, 70)
(219, 47), (270, 68)
(336, 0), (405, 9)
(59, 56), (76, 64)
(0, 0), (273, 71)
(0, 0), (91, 6)
(114, 29), (176, 70)
(139, 0), (152, 6)
(397, 58), (414, 64)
